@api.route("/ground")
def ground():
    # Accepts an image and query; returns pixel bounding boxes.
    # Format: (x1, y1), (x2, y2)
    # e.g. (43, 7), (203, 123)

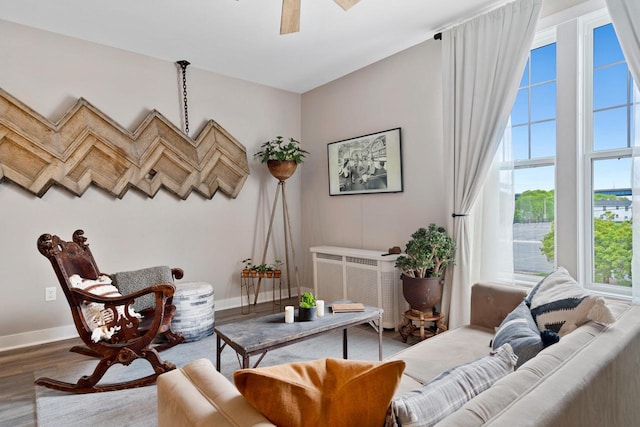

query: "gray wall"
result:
(0, 19), (302, 349)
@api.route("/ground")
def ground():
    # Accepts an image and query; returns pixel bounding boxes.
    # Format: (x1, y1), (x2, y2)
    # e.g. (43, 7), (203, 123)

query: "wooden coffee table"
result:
(214, 304), (383, 371)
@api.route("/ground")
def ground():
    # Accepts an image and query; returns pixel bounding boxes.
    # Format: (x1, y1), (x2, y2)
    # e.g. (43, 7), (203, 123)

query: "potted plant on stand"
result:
(395, 223), (456, 314)
(254, 136), (309, 181)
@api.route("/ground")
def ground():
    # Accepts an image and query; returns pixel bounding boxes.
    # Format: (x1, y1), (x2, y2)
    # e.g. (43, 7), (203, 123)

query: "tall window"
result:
(511, 34), (557, 279)
(585, 19), (635, 291)
(506, 8), (636, 297)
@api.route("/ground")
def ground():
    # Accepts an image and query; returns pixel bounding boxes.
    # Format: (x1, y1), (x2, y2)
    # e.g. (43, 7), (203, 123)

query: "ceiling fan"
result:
(280, 0), (361, 34)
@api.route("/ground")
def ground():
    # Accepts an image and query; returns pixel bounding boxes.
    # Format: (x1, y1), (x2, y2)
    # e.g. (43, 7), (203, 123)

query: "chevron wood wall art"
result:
(0, 88), (250, 200)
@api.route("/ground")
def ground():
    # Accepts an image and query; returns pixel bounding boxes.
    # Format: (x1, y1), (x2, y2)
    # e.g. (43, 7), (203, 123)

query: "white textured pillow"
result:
(69, 274), (141, 342)
(526, 267), (615, 336)
(386, 344), (517, 427)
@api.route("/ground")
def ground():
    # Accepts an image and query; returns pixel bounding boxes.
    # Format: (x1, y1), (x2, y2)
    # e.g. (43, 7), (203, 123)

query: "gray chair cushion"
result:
(111, 265), (173, 311)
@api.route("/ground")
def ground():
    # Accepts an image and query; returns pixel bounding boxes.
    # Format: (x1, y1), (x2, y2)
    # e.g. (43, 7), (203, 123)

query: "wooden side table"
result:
(399, 309), (447, 342)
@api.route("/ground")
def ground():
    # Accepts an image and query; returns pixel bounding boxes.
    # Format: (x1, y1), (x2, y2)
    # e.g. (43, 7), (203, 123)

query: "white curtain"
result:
(441, 0), (542, 329)
(604, 0), (640, 303)
(472, 125), (515, 286)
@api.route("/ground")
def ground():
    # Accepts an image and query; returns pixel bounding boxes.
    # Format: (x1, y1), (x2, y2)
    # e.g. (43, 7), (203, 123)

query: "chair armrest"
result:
(70, 282), (175, 305)
(171, 268), (184, 280)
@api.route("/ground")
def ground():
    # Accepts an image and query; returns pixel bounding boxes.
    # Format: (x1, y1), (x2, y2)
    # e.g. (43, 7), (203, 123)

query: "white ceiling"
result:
(0, 0), (569, 93)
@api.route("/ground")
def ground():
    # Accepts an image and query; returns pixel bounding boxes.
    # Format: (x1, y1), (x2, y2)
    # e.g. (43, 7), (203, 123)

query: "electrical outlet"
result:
(45, 287), (56, 301)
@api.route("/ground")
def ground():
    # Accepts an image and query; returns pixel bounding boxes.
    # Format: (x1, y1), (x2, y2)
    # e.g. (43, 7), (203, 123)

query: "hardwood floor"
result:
(0, 297), (298, 427)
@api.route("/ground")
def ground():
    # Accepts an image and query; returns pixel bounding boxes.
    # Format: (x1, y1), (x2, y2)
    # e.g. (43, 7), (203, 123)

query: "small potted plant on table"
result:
(298, 292), (317, 321)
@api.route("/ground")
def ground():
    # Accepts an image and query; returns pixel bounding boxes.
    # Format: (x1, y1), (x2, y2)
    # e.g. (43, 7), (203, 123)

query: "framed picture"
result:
(327, 128), (403, 196)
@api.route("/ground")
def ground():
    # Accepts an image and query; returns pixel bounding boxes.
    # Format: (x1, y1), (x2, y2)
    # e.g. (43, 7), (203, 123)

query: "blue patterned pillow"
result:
(492, 301), (545, 369)
(385, 344), (517, 427)
(526, 267), (615, 336)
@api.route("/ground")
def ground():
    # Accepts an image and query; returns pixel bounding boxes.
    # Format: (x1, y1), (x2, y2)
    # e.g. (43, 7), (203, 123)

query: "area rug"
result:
(36, 325), (409, 427)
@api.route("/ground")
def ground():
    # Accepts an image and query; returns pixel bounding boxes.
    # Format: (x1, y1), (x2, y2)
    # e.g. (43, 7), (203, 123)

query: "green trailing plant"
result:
(254, 136), (309, 164)
(299, 292), (316, 308)
(395, 223), (456, 278)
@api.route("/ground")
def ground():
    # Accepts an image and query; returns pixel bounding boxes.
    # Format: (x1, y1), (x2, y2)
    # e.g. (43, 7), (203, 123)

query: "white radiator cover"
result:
(310, 246), (401, 329)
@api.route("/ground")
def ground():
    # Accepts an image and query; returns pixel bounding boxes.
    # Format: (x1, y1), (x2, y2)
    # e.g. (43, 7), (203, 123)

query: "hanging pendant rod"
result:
(176, 60), (191, 135)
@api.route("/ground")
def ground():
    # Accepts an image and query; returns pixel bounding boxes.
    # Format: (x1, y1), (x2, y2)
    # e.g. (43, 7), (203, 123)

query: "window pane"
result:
(531, 82), (556, 122)
(593, 64), (628, 110)
(592, 157), (632, 286)
(531, 120), (556, 158)
(513, 166), (555, 276)
(593, 107), (628, 150)
(512, 89), (529, 125)
(512, 125), (529, 160)
(594, 24), (625, 68)
(531, 43), (556, 84)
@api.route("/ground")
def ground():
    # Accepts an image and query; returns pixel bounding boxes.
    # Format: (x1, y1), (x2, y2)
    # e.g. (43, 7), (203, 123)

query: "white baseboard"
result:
(0, 288), (308, 352)
(0, 325), (78, 352)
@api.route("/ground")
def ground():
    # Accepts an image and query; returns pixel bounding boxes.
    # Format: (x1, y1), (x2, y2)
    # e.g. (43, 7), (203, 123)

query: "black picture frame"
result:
(327, 128), (403, 196)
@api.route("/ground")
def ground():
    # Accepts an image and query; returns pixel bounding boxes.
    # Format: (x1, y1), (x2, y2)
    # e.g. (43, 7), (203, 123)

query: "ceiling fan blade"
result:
(333, 0), (361, 11)
(281, 0), (301, 34)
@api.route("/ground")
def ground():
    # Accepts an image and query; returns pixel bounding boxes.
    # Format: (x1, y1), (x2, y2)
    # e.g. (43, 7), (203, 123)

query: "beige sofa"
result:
(157, 282), (640, 426)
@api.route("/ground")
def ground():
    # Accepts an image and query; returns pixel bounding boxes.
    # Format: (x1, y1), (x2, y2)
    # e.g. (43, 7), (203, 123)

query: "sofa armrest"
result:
(470, 282), (528, 330)
(157, 358), (275, 427)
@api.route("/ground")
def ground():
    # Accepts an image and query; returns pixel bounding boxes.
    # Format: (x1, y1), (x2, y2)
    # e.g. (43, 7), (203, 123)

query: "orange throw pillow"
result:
(233, 358), (405, 427)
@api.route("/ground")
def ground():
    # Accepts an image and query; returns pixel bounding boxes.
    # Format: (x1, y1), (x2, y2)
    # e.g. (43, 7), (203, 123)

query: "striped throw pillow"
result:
(526, 267), (615, 336)
(386, 344), (517, 427)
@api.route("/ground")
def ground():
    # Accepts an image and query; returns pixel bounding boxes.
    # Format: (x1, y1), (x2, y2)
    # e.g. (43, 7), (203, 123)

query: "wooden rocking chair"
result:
(35, 229), (185, 393)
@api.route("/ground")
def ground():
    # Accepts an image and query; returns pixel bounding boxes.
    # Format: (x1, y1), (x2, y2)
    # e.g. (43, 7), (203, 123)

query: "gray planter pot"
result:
(298, 306), (317, 321)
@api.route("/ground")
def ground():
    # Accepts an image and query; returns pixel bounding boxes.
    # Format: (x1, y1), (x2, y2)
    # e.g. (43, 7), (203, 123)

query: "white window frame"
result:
(512, 28), (558, 285)
(581, 11), (633, 297)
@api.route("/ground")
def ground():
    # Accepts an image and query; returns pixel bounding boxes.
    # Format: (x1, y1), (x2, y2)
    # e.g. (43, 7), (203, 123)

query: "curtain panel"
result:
(605, 0), (640, 304)
(441, 0), (542, 328)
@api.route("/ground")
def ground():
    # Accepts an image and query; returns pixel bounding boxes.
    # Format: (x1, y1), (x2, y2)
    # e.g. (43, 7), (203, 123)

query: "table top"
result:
(214, 304), (382, 354)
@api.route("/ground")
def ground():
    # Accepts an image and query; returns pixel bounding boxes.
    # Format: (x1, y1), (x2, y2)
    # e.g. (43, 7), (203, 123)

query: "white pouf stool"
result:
(172, 282), (215, 342)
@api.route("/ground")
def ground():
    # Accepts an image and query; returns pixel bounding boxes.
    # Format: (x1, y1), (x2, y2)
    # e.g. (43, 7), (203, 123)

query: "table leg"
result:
(216, 334), (222, 371)
(378, 312), (383, 361)
(343, 328), (348, 359)
(243, 354), (250, 369)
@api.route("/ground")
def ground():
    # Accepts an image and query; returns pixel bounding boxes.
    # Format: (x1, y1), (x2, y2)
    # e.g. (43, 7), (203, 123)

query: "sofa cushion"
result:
(492, 301), (546, 368)
(386, 343), (517, 427)
(233, 358), (405, 427)
(525, 267), (615, 336)
(388, 325), (496, 389)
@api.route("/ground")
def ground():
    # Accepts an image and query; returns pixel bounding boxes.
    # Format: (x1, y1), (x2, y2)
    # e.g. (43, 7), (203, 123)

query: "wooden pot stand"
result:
(399, 309), (448, 343)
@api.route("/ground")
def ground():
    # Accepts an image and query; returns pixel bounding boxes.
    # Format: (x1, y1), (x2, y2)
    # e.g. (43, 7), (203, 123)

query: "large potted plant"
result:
(254, 136), (309, 181)
(395, 224), (456, 313)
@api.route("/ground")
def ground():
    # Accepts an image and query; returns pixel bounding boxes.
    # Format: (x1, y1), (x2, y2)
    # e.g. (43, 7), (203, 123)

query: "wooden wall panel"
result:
(0, 88), (250, 199)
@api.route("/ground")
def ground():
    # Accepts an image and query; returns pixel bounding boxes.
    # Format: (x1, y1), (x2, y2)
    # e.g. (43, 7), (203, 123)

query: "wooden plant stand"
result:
(253, 179), (301, 305)
(399, 309), (448, 343)
(241, 272), (283, 314)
